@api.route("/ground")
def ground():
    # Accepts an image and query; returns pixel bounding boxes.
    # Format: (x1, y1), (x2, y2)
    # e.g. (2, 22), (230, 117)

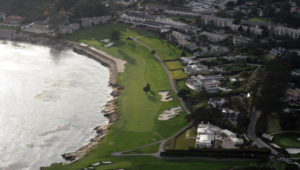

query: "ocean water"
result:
(0, 41), (112, 170)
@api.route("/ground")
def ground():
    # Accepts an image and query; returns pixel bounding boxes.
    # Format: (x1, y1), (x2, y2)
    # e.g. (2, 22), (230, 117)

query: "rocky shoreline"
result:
(0, 30), (124, 168)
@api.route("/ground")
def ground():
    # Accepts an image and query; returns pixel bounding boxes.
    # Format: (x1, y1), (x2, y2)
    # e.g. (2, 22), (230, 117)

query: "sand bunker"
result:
(158, 106), (182, 121)
(92, 162), (101, 166)
(286, 148), (300, 154)
(159, 91), (173, 102)
(101, 39), (110, 43)
(104, 43), (114, 47)
(102, 161), (111, 164)
(79, 42), (88, 47)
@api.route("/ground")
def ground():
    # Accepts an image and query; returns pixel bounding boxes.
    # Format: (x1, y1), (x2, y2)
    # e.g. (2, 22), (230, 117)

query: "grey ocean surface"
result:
(0, 41), (112, 170)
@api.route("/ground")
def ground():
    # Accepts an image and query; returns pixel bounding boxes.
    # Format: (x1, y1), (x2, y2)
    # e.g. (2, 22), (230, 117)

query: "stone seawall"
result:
(73, 45), (118, 85)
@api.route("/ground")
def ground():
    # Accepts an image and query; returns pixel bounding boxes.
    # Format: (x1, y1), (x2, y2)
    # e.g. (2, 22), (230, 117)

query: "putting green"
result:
(272, 132), (300, 149)
(279, 138), (300, 148)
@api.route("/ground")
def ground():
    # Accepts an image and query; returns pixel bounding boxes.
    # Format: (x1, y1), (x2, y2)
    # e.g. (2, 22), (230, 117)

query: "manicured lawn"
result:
(0, 26), (19, 30)
(250, 18), (273, 23)
(44, 23), (261, 170)
(267, 113), (282, 134)
(123, 143), (160, 154)
(138, 35), (191, 60)
(165, 61), (184, 70)
(171, 70), (188, 80)
(262, 53), (275, 60)
(294, 14), (300, 18)
(174, 126), (197, 149)
(176, 80), (197, 96)
(272, 132), (300, 149)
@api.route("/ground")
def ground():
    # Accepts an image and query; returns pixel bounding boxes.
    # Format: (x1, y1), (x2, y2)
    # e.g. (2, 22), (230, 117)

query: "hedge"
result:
(255, 115), (267, 137)
(160, 148), (271, 158)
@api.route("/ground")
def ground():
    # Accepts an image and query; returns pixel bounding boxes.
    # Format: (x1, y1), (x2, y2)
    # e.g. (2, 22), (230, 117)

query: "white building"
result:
(81, 15), (111, 27)
(187, 75), (224, 93)
(199, 31), (228, 42)
(185, 64), (210, 74)
(202, 15), (233, 28)
(196, 122), (243, 148)
(196, 122), (221, 148)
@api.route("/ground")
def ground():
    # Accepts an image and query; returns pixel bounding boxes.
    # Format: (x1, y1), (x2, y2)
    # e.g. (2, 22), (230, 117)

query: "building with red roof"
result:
(4, 15), (26, 26)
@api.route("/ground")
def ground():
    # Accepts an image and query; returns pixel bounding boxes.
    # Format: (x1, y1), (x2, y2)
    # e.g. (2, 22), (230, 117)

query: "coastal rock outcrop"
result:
(61, 124), (110, 163)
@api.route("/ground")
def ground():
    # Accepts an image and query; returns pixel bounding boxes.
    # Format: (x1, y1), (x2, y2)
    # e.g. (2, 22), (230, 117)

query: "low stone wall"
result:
(73, 45), (118, 85)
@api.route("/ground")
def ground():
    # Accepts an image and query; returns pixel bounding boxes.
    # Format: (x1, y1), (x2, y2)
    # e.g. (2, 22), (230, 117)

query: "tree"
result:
(236, 0), (245, 5)
(151, 50), (155, 55)
(232, 81), (241, 88)
(143, 83), (151, 94)
(246, 27), (251, 36)
(226, 1), (235, 8)
(111, 31), (121, 41)
(181, 51), (186, 57)
(185, 105), (223, 126)
(177, 89), (191, 100)
(240, 71), (249, 78)
(238, 25), (244, 33)
(285, 163), (299, 170)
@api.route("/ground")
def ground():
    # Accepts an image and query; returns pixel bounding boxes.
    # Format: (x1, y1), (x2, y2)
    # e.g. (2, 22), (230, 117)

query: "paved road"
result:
(111, 122), (193, 157)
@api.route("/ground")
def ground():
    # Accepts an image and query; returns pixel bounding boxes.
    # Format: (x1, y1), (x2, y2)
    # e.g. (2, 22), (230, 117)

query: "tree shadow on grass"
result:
(149, 90), (155, 96)
(117, 49), (136, 65)
(147, 95), (156, 102)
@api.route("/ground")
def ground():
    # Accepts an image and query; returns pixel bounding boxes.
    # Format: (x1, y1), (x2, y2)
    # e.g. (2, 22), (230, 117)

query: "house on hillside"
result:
(269, 47), (290, 57)
(3, 15), (26, 26)
(187, 74), (224, 92)
(202, 15), (233, 28)
(81, 15), (111, 27)
(285, 88), (300, 104)
(208, 98), (226, 108)
(58, 23), (80, 34)
(274, 26), (300, 39)
(233, 35), (253, 46)
(185, 64), (210, 74)
(199, 31), (227, 42)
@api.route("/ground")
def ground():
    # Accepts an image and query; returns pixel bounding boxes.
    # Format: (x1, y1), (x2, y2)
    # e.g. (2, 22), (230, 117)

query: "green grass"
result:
(44, 23), (261, 170)
(171, 70), (188, 80)
(123, 143), (160, 154)
(294, 14), (300, 18)
(138, 35), (191, 60)
(262, 53), (275, 60)
(165, 61), (184, 70)
(174, 126), (197, 149)
(272, 132), (300, 149)
(267, 113), (282, 134)
(0, 26), (19, 30)
(176, 80), (197, 95)
(249, 18), (273, 23)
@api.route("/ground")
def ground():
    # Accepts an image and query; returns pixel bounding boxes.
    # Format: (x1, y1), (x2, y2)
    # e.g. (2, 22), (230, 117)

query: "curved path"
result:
(111, 36), (192, 157)
(133, 37), (190, 115)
